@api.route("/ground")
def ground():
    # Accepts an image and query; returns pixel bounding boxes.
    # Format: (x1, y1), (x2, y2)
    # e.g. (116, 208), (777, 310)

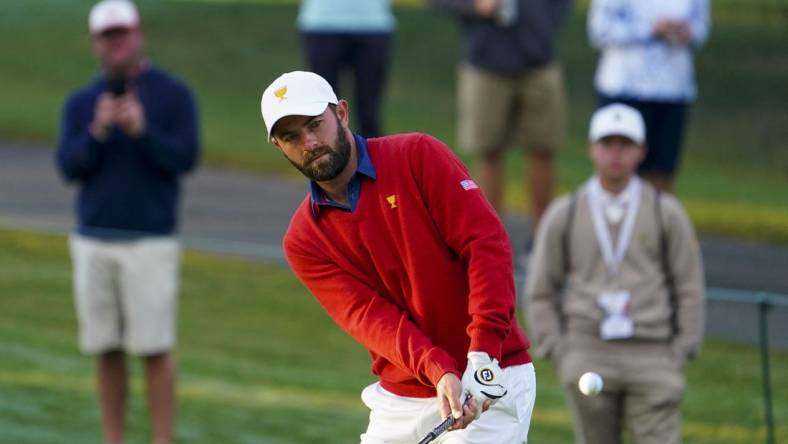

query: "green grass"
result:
(1, 228), (787, 443)
(0, 1), (787, 243)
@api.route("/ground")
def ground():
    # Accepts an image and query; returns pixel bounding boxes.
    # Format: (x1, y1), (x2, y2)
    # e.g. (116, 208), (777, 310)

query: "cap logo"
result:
(274, 86), (288, 102)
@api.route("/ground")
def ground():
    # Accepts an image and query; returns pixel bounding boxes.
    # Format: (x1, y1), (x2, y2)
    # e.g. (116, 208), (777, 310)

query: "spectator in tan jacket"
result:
(525, 103), (705, 444)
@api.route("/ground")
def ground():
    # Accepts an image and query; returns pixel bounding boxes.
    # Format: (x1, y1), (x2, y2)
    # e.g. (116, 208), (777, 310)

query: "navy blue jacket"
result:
(56, 66), (199, 239)
(429, 0), (573, 74)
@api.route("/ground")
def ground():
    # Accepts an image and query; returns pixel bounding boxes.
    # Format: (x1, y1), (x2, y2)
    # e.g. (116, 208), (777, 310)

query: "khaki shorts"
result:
(69, 234), (181, 355)
(458, 63), (566, 155)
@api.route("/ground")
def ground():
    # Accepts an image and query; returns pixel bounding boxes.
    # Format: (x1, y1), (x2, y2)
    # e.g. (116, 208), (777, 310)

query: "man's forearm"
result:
(674, 287), (705, 358)
(286, 245), (462, 386)
(526, 295), (564, 359)
(138, 125), (199, 173)
(56, 131), (103, 181)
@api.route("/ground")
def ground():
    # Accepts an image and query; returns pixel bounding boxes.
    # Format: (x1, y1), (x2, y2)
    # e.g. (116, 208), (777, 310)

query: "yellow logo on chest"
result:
(386, 195), (397, 209)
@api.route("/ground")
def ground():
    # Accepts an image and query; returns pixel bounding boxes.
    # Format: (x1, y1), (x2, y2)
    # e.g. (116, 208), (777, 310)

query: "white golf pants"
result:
(360, 363), (536, 444)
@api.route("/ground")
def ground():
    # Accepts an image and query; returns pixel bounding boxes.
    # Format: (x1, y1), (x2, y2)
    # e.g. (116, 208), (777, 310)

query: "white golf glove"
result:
(461, 351), (508, 417)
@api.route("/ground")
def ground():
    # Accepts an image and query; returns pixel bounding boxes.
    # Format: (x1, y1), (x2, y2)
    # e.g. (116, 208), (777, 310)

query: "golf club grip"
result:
(417, 416), (456, 444)
(416, 394), (472, 444)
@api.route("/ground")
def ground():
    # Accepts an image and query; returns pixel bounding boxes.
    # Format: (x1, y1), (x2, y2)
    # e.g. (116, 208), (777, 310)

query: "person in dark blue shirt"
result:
(55, 2), (198, 443)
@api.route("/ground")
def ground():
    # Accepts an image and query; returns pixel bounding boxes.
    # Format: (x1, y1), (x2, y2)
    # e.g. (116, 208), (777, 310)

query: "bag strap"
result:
(655, 189), (679, 337)
(562, 191), (579, 276)
(558, 191), (579, 332)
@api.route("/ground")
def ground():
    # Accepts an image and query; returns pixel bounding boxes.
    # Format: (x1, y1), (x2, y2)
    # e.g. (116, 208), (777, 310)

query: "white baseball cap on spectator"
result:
(589, 103), (646, 145)
(89, 0), (140, 35)
(260, 71), (339, 140)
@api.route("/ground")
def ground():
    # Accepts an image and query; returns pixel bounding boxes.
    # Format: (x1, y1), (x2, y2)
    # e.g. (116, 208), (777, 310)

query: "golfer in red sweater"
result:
(261, 71), (535, 443)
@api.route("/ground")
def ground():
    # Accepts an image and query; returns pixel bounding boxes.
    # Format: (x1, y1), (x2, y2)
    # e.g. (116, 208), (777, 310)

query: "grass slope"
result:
(1, 228), (787, 443)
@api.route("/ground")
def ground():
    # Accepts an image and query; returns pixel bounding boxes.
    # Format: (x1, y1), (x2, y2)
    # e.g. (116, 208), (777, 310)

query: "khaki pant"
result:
(557, 334), (685, 444)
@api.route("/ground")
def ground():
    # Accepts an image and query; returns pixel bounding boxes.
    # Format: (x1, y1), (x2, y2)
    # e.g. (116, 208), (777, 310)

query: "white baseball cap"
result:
(260, 71), (339, 139)
(89, 0), (139, 35)
(589, 103), (646, 145)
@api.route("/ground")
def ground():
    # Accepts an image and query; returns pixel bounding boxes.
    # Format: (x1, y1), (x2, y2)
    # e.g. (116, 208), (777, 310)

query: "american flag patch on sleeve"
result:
(460, 179), (479, 191)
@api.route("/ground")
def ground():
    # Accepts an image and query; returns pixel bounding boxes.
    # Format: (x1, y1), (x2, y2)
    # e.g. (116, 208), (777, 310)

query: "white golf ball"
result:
(578, 372), (604, 396)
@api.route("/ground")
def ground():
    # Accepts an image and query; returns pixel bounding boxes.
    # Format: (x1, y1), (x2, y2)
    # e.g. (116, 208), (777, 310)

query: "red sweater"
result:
(283, 133), (531, 398)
